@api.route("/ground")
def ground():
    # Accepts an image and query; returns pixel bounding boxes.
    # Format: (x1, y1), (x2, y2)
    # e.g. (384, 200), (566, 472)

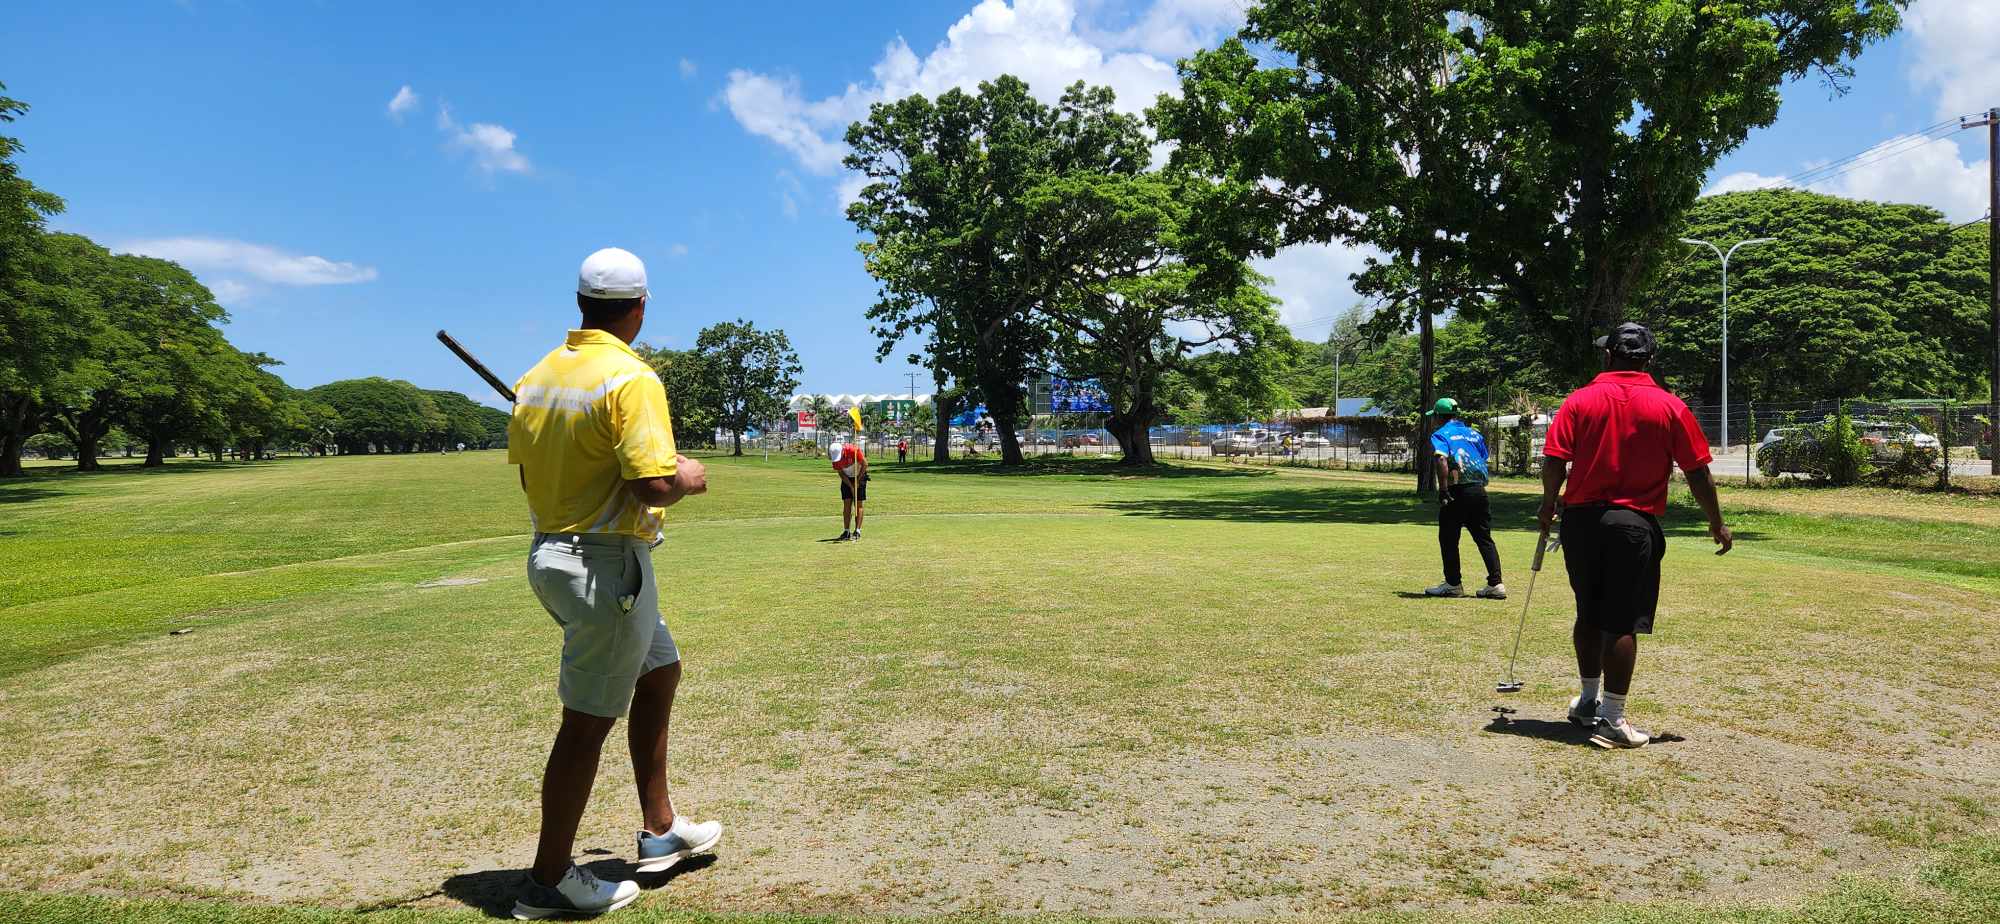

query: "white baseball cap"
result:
(577, 247), (648, 300)
(829, 442), (846, 463)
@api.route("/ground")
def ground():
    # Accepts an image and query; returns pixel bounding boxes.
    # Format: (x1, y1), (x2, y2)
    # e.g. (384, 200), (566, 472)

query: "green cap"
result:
(1426, 397), (1460, 417)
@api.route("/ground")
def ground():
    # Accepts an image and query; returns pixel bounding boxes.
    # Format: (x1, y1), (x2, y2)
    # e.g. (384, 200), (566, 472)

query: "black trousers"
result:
(1440, 484), (1502, 588)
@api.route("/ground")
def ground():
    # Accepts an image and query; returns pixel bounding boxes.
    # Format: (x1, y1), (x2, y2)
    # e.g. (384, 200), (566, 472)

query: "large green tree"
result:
(1637, 189), (1992, 405)
(306, 378), (446, 454)
(846, 77), (1151, 464)
(0, 85), (74, 476)
(1021, 171), (1282, 463)
(692, 319), (802, 456)
(36, 247), (233, 471)
(1156, 0), (1907, 408)
(634, 343), (719, 451)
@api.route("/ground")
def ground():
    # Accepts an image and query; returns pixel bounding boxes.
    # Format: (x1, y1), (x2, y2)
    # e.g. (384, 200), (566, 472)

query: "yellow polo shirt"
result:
(507, 329), (677, 540)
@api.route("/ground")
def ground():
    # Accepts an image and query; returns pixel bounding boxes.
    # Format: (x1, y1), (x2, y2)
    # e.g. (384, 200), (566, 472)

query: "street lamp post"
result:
(1678, 236), (1775, 458)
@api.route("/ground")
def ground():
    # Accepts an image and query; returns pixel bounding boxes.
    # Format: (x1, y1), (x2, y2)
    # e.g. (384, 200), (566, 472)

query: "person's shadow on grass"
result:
(440, 853), (718, 918)
(1481, 714), (1600, 747)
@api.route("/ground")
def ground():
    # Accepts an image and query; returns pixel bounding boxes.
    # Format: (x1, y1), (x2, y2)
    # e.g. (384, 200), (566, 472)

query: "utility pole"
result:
(1971, 108), (2000, 475)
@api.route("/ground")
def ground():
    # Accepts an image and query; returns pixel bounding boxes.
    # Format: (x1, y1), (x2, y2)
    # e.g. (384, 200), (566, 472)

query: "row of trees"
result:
(1333, 189), (1995, 418)
(1, 83), (505, 474)
(845, 1), (1917, 473)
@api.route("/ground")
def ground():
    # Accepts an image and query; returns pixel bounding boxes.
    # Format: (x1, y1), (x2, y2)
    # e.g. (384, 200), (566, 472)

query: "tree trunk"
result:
(1111, 414), (1155, 464)
(1416, 272), (1436, 496)
(931, 367), (951, 463)
(145, 435), (166, 467)
(75, 430), (102, 472)
(0, 395), (34, 478)
(731, 429), (743, 456)
(0, 429), (23, 478)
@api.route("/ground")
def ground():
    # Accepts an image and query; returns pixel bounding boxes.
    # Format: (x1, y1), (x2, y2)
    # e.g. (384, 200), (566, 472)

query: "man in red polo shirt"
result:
(1540, 323), (1733, 748)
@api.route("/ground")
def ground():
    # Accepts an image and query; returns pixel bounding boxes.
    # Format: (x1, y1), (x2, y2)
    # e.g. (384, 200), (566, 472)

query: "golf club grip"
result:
(436, 330), (516, 404)
(1532, 530), (1549, 571)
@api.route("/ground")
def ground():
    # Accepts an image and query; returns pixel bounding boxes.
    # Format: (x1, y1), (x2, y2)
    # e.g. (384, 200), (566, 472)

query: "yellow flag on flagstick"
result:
(849, 405), (864, 434)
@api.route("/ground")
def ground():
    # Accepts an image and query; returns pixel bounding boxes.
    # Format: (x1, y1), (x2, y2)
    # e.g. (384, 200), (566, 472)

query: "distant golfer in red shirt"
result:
(1540, 323), (1733, 748)
(830, 441), (868, 542)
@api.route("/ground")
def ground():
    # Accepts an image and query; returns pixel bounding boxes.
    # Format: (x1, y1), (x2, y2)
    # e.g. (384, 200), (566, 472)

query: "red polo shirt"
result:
(1544, 371), (1712, 516)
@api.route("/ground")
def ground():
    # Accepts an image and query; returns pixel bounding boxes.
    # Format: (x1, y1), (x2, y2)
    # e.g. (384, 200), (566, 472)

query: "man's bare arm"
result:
(1538, 456), (1567, 533)
(626, 455), (708, 509)
(1682, 465), (1734, 555)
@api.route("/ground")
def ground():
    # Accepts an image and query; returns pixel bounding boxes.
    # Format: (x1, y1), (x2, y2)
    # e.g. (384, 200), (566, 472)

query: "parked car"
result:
(1757, 420), (1941, 476)
(1209, 433), (1259, 456)
(1060, 433), (1102, 448)
(1294, 432), (1331, 449)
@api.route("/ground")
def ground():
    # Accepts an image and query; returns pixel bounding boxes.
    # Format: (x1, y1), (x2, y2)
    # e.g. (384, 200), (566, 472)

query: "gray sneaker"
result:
(1567, 695), (1598, 728)
(635, 818), (724, 874)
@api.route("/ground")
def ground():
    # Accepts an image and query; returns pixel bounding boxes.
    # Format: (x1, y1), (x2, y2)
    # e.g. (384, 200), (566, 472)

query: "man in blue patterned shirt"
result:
(1422, 398), (1506, 599)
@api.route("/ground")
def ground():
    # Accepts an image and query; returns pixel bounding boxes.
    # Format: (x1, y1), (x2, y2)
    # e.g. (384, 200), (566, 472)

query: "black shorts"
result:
(1558, 504), (1666, 635)
(840, 474), (868, 502)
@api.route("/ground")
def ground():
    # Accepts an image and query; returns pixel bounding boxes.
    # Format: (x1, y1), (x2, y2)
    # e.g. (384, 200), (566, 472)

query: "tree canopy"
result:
(1637, 189), (1992, 404)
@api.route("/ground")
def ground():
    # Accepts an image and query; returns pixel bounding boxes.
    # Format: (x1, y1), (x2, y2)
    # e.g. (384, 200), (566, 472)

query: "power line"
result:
(1736, 115), (1982, 194)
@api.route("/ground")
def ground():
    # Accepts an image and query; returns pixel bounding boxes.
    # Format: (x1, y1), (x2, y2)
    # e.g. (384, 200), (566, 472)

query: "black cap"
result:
(1594, 322), (1655, 358)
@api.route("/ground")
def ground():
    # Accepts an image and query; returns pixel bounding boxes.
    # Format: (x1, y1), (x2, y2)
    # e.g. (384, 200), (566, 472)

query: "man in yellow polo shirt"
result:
(505, 247), (722, 919)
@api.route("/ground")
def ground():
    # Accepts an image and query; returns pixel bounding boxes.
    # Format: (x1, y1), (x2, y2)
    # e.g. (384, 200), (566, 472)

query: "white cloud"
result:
(1704, 135), (1989, 222)
(669, 242), (689, 257)
(679, 57), (698, 79)
(1252, 242), (1382, 334)
(121, 237), (379, 286)
(387, 84), (420, 121)
(723, 0), (1217, 177)
(435, 103), (531, 174)
(1079, 0), (1242, 58)
(776, 170), (803, 219)
(1905, 0), (2000, 121)
(207, 279), (254, 304)
(1701, 170), (1787, 196)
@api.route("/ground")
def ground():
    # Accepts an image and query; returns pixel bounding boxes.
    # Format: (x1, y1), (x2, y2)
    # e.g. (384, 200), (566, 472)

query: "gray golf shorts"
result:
(527, 532), (679, 718)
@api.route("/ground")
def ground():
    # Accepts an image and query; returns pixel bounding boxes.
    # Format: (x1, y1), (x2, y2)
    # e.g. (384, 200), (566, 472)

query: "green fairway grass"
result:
(2, 452), (1995, 921)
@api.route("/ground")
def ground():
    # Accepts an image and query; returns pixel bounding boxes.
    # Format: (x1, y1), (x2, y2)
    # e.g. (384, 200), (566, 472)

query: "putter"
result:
(1496, 527), (1557, 694)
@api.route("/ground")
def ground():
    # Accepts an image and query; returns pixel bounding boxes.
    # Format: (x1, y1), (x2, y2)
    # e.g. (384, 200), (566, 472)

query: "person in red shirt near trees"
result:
(1540, 322), (1734, 749)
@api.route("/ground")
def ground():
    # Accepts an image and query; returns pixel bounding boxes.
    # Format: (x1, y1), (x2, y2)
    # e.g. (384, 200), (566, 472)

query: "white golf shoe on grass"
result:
(512, 866), (639, 920)
(1475, 583), (1507, 599)
(1567, 695), (1598, 727)
(636, 816), (724, 874)
(1594, 716), (1651, 748)
(1422, 582), (1465, 597)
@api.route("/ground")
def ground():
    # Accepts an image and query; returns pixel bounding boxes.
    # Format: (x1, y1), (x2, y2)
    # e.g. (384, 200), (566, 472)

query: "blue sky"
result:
(6, 1), (1995, 406)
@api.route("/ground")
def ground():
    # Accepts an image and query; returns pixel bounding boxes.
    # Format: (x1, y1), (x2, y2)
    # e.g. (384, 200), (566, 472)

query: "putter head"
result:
(1495, 680), (1524, 694)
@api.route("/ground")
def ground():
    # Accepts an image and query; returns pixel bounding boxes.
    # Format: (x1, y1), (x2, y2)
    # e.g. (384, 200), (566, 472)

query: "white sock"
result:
(1580, 677), (1601, 702)
(1599, 691), (1626, 723)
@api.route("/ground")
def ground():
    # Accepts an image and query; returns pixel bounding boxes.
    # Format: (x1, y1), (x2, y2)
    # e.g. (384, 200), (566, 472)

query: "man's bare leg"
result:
(532, 709), (618, 886)
(842, 498), (854, 533)
(853, 500), (864, 532)
(629, 662), (682, 835)
(1573, 618), (1601, 680)
(1599, 631), (1637, 696)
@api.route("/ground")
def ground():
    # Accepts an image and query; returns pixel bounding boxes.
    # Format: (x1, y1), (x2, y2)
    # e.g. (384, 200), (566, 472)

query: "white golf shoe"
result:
(1475, 583), (1507, 599)
(1594, 716), (1651, 748)
(636, 816), (724, 874)
(511, 866), (640, 920)
(1567, 695), (1598, 727)
(1422, 582), (1465, 597)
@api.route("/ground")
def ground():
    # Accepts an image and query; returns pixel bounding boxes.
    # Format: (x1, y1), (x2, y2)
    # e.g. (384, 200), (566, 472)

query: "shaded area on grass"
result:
(437, 855), (718, 918)
(892, 456), (1275, 479)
